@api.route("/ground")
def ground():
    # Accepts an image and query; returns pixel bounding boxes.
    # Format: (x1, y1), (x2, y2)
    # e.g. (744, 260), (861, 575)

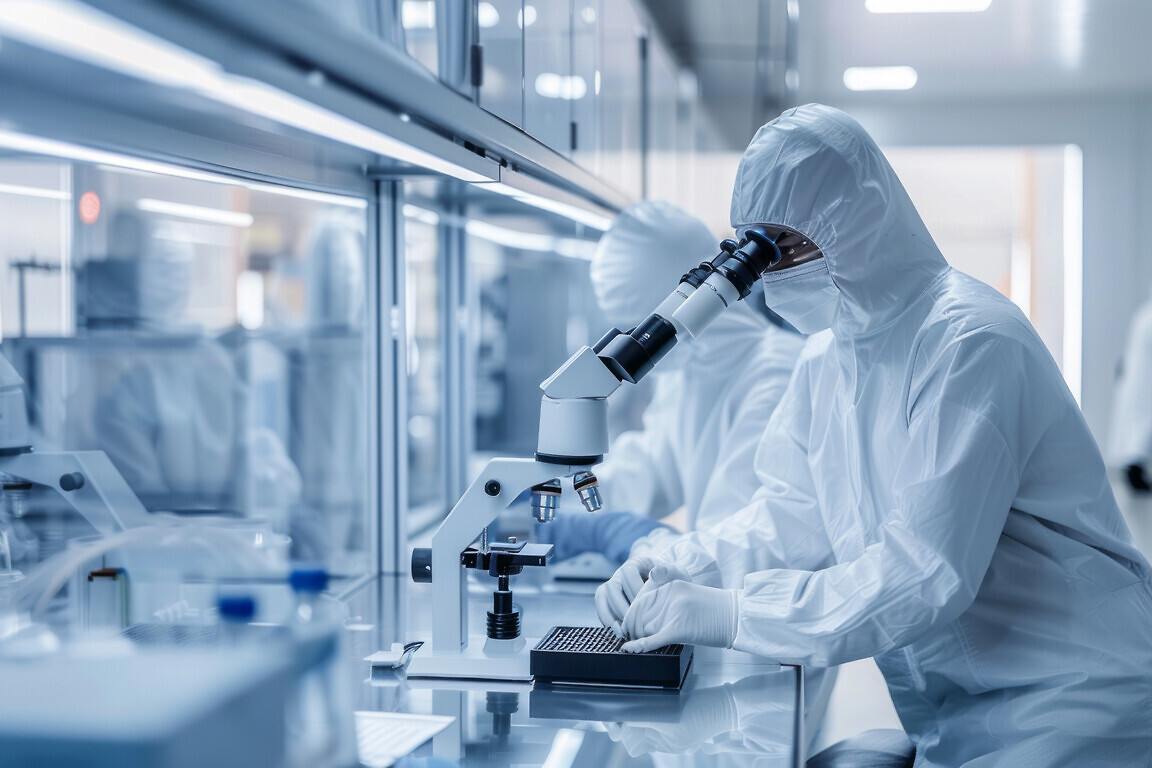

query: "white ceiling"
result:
(798, 0), (1152, 103)
(644, 0), (1152, 150)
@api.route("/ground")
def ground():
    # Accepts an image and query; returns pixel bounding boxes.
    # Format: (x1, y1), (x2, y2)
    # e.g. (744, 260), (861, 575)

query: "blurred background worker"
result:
(532, 200), (805, 564)
(291, 209), (368, 565)
(77, 210), (245, 512)
(66, 210), (302, 526)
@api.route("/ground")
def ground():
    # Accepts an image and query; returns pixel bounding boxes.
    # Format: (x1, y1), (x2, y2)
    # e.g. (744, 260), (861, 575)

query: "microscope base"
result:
(406, 636), (536, 682)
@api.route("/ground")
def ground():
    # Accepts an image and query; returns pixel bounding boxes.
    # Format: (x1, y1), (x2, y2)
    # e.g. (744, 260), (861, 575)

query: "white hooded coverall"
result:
(652, 105), (1152, 766)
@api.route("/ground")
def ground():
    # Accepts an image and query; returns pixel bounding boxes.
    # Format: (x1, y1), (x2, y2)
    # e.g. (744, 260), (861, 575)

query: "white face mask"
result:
(761, 258), (839, 334)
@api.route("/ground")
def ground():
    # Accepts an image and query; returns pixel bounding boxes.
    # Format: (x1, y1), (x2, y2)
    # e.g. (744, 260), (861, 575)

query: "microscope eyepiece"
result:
(711, 226), (783, 300)
(596, 314), (678, 384)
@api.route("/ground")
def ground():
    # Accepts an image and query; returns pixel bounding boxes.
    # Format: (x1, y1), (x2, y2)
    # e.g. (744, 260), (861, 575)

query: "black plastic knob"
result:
(411, 547), (433, 583)
(59, 472), (85, 492)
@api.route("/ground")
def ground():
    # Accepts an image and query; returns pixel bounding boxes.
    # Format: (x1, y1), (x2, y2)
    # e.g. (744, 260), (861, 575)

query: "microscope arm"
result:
(0, 451), (151, 535)
(429, 457), (594, 653)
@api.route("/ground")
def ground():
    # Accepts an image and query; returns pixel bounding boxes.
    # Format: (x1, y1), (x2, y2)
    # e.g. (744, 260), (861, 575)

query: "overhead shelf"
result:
(76, 0), (631, 216)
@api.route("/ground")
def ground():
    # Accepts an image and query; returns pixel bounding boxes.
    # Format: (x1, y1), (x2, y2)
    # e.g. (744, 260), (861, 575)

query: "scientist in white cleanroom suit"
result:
(536, 200), (805, 563)
(597, 104), (1152, 766)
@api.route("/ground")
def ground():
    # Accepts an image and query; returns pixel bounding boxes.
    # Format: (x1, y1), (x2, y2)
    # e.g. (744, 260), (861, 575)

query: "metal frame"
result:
(439, 193), (473, 503)
(379, 181), (409, 576)
(91, 0), (631, 212)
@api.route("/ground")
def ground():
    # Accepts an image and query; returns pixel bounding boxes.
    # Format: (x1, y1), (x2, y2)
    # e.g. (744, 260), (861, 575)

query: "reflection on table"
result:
(342, 574), (833, 767)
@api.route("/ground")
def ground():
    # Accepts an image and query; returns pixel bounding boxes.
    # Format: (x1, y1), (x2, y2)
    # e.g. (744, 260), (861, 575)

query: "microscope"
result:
(0, 353), (151, 538)
(407, 226), (784, 681)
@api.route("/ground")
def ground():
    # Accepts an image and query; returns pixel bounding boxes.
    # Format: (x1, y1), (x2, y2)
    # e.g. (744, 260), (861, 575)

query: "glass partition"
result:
(571, 0), (600, 170)
(524, 0), (576, 153)
(646, 35), (681, 200)
(402, 0), (440, 75)
(595, 0), (644, 198)
(466, 231), (599, 458)
(1, 153), (373, 576)
(295, 0), (386, 37)
(402, 180), (605, 536)
(478, 0), (526, 126)
(403, 204), (445, 518)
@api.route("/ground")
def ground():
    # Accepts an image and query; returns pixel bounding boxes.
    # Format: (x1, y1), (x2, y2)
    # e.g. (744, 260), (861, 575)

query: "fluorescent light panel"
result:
(403, 204), (441, 226)
(0, 130), (367, 208)
(481, 182), (614, 231)
(535, 73), (587, 100)
(866, 0), (991, 12)
(465, 219), (559, 252)
(0, 0), (492, 183)
(843, 66), (918, 91)
(0, 182), (71, 201)
(136, 198), (254, 227)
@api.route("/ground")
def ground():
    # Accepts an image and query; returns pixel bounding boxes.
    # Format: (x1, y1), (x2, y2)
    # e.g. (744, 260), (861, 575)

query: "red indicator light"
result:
(78, 191), (101, 225)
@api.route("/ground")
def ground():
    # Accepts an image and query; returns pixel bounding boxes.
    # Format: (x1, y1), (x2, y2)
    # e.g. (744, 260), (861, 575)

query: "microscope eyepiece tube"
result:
(671, 272), (740, 339)
(596, 314), (678, 384)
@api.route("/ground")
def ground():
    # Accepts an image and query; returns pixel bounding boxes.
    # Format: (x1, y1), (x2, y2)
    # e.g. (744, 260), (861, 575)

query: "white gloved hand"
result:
(595, 556), (656, 636)
(621, 580), (739, 653)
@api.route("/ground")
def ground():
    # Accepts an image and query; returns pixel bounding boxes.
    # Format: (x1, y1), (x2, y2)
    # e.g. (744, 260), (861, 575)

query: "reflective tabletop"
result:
(339, 573), (833, 767)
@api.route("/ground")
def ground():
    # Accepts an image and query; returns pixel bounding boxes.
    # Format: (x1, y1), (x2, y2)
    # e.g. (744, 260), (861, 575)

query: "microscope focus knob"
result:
(411, 547), (433, 583)
(59, 472), (85, 492)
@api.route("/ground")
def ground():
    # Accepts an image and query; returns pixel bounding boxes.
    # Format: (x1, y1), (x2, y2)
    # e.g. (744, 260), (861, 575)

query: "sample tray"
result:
(530, 626), (692, 690)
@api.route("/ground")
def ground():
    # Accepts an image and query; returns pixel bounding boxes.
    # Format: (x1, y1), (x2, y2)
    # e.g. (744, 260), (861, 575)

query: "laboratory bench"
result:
(338, 571), (834, 767)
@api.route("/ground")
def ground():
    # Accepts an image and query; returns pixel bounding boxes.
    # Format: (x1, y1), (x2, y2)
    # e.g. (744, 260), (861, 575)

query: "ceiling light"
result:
(866, 0), (990, 12)
(0, 183), (70, 201)
(401, 0), (434, 29)
(534, 73), (587, 100)
(843, 66), (918, 91)
(518, 5), (537, 27)
(477, 2), (499, 28)
(136, 199), (254, 227)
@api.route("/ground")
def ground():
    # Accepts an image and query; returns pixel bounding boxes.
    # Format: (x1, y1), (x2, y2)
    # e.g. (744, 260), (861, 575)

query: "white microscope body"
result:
(0, 354), (151, 536)
(407, 227), (785, 681)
